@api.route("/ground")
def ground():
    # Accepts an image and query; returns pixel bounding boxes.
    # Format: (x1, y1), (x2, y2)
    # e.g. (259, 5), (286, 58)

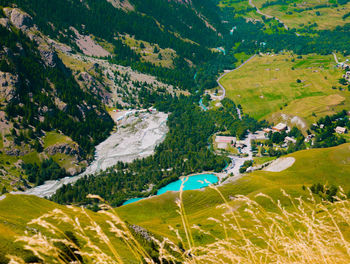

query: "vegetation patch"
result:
(253, 0), (350, 30)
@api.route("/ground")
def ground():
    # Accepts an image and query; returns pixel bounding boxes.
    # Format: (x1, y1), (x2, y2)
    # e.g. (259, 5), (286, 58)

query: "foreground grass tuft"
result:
(10, 181), (350, 264)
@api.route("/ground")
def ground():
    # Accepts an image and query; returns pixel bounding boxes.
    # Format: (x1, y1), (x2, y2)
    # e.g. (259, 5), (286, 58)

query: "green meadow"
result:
(253, 0), (350, 30)
(117, 143), (350, 243)
(220, 53), (349, 127)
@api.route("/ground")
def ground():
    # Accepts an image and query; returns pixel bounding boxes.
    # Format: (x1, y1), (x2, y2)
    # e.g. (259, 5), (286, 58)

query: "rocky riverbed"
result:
(22, 111), (168, 198)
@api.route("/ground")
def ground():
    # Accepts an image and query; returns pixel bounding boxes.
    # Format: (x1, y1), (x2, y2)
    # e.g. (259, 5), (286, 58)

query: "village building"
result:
(335, 126), (347, 134)
(284, 136), (297, 144)
(343, 71), (350, 81)
(235, 140), (246, 149)
(337, 62), (349, 70)
(272, 123), (288, 132)
(252, 130), (268, 140)
(263, 128), (272, 133)
(215, 136), (236, 144)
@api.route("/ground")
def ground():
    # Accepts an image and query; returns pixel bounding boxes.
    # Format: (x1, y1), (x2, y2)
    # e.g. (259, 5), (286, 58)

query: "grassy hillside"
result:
(117, 143), (350, 242)
(220, 53), (349, 128)
(1, 144), (350, 262)
(0, 194), (143, 263)
(253, 0), (350, 30)
(119, 34), (177, 68)
(220, 0), (350, 31)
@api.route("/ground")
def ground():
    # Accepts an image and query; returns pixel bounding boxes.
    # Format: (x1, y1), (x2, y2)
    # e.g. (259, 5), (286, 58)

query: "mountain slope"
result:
(0, 0), (229, 192)
(0, 10), (116, 191)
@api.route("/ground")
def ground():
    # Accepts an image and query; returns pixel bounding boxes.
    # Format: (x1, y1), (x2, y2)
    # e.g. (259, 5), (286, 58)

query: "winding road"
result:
(333, 52), (340, 64)
(216, 54), (257, 101)
(213, 56), (256, 180)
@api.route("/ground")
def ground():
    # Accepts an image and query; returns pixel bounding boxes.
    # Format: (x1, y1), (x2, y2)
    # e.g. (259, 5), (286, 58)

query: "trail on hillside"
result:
(333, 52), (340, 64)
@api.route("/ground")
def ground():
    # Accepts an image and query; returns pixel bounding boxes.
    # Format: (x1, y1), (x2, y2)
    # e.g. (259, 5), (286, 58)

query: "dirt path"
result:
(333, 52), (340, 64)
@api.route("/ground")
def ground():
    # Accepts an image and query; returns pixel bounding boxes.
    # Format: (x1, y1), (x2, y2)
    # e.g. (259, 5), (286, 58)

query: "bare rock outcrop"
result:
(38, 46), (59, 68)
(54, 97), (68, 112)
(70, 27), (110, 57)
(107, 0), (135, 11)
(66, 166), (83, 176)
(45, 143), (83, 160)
(0, 18), (10, 29)
(78, 72), (111, 104)
(5, 148), (28, 156)
(4, 8), (33, 30)
(130, 225), (153, 242)
(0, 71), (18, 103)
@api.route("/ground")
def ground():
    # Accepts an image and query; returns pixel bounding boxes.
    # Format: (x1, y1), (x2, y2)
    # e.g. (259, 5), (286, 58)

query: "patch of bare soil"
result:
(264, 157), (295, 172)
(71, 27), (110, 57)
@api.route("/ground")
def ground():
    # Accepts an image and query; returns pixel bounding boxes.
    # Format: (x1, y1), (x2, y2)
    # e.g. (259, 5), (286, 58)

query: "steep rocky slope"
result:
(0, 8), (114, 192)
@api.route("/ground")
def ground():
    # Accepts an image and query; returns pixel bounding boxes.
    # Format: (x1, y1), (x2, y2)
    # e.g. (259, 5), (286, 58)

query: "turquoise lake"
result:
(122, 174), (218, 206)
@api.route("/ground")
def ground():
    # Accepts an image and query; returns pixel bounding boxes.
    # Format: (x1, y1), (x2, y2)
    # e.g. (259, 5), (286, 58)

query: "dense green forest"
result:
(23, 159), (66, 186)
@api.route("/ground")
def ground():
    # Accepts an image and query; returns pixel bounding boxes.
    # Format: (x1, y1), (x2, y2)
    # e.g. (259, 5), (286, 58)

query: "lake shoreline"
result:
(122, 172), (220, 206)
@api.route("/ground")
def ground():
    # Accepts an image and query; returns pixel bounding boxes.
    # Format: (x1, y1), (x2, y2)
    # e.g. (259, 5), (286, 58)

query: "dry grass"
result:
(11, 181), (350, 264)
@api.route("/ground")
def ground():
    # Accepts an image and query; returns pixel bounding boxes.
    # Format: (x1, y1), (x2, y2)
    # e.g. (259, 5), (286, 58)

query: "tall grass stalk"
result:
(9, 187), (350, 263)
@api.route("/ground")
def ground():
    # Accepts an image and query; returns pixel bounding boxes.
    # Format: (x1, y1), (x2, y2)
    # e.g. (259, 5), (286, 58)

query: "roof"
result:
(284, 136), (296, 143)
(335, 126), (347, 133)
(215, 136), (236, 143)
(273, 123), (288, 131)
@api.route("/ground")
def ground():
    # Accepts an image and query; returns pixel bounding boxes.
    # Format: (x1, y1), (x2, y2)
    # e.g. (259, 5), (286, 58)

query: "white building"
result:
(272, 123), (288, 132)
(335, 126), (347, 134)
(284, 136), (296, 144)
(215, 136), (236, 144)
